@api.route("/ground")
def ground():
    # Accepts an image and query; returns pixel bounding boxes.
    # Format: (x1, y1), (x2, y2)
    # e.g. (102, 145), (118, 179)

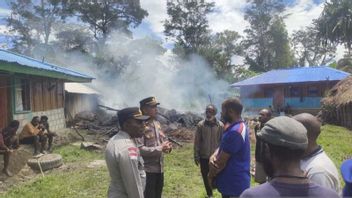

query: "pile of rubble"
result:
(70, 106), (203, 143)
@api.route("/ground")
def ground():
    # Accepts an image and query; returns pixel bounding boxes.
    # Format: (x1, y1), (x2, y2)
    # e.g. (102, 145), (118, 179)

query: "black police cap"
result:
(118, 107), (150, 126)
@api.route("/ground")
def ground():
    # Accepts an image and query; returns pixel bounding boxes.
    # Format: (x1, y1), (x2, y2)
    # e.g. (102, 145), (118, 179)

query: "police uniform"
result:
(136, 97), (167, 198)
(105, 107), (149, 198)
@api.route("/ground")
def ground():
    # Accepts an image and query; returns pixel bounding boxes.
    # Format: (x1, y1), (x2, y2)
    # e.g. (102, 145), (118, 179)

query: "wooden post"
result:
(336, 107), (340, 125)
(347, 103), (350, 128)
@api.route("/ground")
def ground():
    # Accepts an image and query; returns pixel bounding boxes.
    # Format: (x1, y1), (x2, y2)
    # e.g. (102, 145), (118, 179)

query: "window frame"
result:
(13, 77), (31, 114)
(307, 85), (320, 97)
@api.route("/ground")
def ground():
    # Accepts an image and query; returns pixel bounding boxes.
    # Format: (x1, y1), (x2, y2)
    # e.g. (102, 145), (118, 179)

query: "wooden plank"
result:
(57, 80), (64, 108)
(49, 79), (57, 109)
(31, 79), (42, 111)
(42, 79), (51, 110)
(0, 77), (9, 129)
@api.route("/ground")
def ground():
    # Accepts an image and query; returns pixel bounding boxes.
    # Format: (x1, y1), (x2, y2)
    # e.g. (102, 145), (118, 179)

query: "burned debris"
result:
(70, 105), (202, 143)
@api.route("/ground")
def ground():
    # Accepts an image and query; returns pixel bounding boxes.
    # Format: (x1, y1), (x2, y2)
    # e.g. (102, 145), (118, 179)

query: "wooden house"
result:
(64, 82), (99, 121)
(0, 49), (93, 131)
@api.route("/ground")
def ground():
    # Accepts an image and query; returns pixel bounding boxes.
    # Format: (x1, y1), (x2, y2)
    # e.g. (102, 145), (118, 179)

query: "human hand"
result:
(161, 141), (172, 153)
(209, 153), (218, 169)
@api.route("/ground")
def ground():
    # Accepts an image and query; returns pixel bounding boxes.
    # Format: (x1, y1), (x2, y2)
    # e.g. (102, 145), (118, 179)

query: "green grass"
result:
(163, 144), (222, 198)
(3, 167), (109, 198)
(319, 124), (352, 186)
(2, 144), (108, 198)
(54, 144), (104, 163)
(1, 124), (351, 198)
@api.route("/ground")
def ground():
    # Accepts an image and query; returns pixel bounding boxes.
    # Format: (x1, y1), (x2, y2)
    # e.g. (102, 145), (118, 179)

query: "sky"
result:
(0, 0), (346, 61)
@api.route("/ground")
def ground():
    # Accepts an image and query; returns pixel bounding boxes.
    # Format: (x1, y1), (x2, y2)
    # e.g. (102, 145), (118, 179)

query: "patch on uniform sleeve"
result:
(128, 147), (138, 160)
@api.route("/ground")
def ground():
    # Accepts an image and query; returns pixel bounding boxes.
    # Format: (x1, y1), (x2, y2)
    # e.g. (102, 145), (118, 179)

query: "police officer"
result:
(136, 96), (172, 198)
(105, 107), (149, 198)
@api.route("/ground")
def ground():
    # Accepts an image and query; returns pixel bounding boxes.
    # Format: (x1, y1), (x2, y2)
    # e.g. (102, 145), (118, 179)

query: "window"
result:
(308, 86), (319, 97)
(15, 78), (31, 112)
(289, 87), (301, 97)
(264, 88), (274, 97)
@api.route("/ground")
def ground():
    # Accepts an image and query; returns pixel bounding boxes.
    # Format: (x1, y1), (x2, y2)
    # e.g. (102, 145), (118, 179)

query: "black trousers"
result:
(145, 172), (164, 198)
(200, 158), (213, 196)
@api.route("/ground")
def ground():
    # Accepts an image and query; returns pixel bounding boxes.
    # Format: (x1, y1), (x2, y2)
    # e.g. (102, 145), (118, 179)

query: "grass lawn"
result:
(1, 124), (351, 198)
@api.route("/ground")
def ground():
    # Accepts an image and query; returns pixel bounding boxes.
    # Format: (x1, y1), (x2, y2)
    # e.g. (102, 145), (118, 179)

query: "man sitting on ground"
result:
(293, 113), (340, 193)
(40, 116), (57, 152)
(0, 120), (20, 176)
(19, 116), (47, 156)
(240, 116), (339, 198)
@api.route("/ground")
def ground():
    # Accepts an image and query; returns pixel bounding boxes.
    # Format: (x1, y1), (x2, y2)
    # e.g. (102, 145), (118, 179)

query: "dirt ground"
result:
(0, 123), (258, 193)
(0, 128), (101, 193)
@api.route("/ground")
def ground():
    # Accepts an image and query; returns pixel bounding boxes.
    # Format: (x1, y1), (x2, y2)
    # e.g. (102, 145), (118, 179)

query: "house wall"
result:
(0, 75), (10, 129)
(14, 76), (66, 132)
(65, 93), (98, 120)
(0, 73), (67, 132)
(30, 77), (64, 111)
(13, 108), (65, 133)
(240, 81), (338, 114)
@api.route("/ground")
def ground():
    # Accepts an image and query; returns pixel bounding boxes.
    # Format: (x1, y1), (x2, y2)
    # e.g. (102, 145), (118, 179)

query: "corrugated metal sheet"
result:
(65, 83), (99, 94)
(231, 66), (350, 87)
(0, 49), (93, 82)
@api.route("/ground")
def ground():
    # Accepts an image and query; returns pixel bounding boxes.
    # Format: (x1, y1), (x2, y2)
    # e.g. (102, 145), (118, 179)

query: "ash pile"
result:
(157, 107), (203, 142)
(69, 105), (203, 143)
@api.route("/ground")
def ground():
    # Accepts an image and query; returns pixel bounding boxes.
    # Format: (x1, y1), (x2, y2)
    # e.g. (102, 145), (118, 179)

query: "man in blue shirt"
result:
(208, 98), (250, 198)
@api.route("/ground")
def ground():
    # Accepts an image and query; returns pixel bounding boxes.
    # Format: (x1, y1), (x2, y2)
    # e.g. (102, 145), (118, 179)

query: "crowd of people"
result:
(0, 115), (56, 176)
(1, 96), (350, 198)
(104, 96), (351, 198)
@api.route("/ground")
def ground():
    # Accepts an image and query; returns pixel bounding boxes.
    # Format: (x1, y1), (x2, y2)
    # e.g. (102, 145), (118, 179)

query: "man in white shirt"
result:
(294, 113), (340, 193)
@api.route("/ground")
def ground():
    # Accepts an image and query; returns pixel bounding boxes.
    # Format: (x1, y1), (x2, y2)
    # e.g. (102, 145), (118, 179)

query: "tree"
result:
(199, 30), (243, 81)
(7, 0), (72, 54)
(316, 0), (352, 54)
(243, 0), (294, 72)
(291, 25), (336, 66)
(163, 0), (215, 57)
(71, 0), (148, 41)
(56, 28), (94, 53)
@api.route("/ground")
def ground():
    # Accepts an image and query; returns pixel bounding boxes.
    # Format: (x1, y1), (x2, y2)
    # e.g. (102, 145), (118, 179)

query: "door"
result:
(0, 76), (10, 129)
(273, 87), (284, 112)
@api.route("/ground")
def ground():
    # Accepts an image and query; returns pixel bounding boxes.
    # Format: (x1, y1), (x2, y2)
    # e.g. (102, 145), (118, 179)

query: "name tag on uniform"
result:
(128, 147), (138, 160)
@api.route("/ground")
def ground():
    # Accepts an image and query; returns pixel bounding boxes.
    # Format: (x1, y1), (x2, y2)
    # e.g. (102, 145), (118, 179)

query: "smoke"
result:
(42, 31), (231, 113)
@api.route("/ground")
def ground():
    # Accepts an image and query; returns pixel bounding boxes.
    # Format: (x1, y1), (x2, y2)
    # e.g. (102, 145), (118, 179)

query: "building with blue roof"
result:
(0, 49), (94, 131)
(231, 66), (350, 115)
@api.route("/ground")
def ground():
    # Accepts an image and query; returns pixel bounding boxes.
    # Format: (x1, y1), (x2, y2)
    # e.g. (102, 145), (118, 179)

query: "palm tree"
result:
(316, 0), (352, 55)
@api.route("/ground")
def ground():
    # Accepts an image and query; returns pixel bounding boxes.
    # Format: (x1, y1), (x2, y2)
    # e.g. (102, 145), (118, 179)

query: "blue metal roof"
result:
(231, 66), (350, 87)
(0, 49), (94, 82)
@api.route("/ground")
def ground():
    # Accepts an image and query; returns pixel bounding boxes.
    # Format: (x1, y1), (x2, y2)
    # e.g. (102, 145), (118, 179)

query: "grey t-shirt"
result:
(240, 181), (339, 198)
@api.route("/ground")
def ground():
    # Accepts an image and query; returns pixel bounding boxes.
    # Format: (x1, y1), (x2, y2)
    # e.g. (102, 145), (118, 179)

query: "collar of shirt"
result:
(302, 145), (323, 160)
(224, 120), (244, 133)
